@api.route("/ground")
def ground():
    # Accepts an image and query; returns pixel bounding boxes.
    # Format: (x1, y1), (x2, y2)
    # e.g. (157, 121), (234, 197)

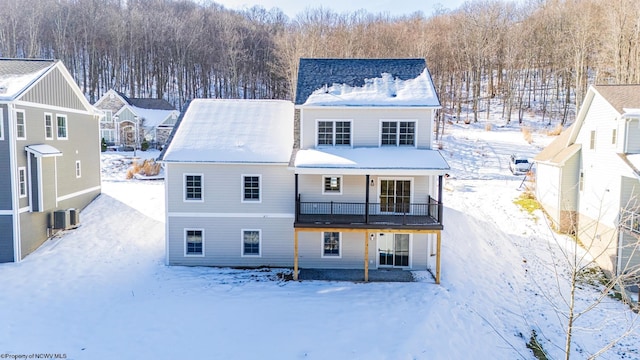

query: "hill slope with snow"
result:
(0, 123), (638, 359)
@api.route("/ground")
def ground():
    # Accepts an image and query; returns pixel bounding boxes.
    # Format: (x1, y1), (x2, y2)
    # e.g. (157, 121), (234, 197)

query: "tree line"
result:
(1, 0), (639, 126)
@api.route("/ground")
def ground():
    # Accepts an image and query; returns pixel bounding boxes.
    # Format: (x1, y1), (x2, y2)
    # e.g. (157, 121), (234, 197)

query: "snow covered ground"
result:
(1, 121), (639, 359)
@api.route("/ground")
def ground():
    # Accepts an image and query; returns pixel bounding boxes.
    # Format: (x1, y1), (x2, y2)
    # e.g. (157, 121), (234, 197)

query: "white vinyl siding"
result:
(300, 108), (433, 149)
(57, 114), (68, 140)
(44, 113), (53, 140)
(167, 164), (292, 214)
(167, 217), (293, 266)
(16, 110), (26, 140)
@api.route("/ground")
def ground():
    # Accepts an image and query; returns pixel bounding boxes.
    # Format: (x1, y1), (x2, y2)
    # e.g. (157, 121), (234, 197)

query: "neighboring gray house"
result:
(160, 59), (450, 283)
(0, 59), (101, 263)
(534, 85), (640, 279)
(94, 89), (179, 150)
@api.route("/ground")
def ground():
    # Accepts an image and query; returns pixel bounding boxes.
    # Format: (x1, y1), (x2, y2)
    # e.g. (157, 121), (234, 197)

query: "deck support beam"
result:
(364, 231), (369, 282)
(294, 229), (299, 281)
(436, 230), (441, 284)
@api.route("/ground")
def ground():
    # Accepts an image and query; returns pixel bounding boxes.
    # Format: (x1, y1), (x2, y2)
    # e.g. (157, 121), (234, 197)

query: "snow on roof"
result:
(161, 99), (294, 163)
(303, 69), (439, 107)
(293, 147), (450, 175)
(0, 65), (51, 100)
(25, 144), (62, 157)
(131, 105), (177, 129)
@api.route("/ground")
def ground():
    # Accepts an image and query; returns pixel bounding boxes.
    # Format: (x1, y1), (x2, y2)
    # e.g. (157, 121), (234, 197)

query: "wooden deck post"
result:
(436, 230), (441, 284)
(364, 231), (369, 282)
(294, 229), (299, 281)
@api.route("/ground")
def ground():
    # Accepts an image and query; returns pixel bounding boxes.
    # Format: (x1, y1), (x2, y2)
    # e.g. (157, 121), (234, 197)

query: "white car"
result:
(509, 155), (531, 174)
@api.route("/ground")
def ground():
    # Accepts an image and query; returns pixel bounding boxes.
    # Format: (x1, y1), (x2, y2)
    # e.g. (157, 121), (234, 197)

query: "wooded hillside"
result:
(1, 0), (638, 126)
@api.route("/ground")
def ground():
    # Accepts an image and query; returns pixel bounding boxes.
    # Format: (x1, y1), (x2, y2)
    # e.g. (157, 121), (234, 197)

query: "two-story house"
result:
(535, 84), (640, 279)
(0, 59), (101, 263)
(160, 58), (449, 283)
(290, 58), (449, 282)
(159, 99), (296, 268)
(94, 89), (179, 150)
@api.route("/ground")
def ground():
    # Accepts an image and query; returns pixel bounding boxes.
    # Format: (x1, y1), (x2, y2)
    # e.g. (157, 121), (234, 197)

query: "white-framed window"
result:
(317, 120), (351, 146)
(44, 113), (53, 140)
(579, 170), (584, 192)
(242, 174), (261, 203)
(18, 167), (26, 198)
(75, 160), (81, 178)
(321, 232), (341, 258)
(15, 110), (26, 140)
(184, 229), (204, 256)
(101, 110), (112, 123)
(184, 174), (203, 201)
(241, 229), (261, 257)
(322, 175), (343, 195)
(101, 129), (115, 143)
(612, 128), (617, 145)
(589, 130), (595, 150)
(380, 120), (416, 146)
(57, 114), (68, 140)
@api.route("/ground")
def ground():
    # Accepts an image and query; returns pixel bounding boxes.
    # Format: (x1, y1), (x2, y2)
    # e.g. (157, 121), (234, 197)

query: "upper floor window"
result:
(381, 121), (415, 146)
(75, 161), (82, 178)
(101, 110), (112, 123)
(57, 114), (68, 140)
(16, 110), (26, 140)
(317, 120), (351, 146)
(589, 130), (595, 150)
(242, 175), (261, 202)
(44, 113), (53, 140)
(18, 167), (26, 198)
(612, 129), (617, 145)
(184, 174), (203, 201)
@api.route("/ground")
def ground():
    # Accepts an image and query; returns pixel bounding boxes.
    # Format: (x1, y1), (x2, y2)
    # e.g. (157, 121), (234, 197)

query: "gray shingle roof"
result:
(116, 90), (175, 110)
(593, 84), (640, 114)
(295, 58), (428, 105)
(0, 58), (55, 77)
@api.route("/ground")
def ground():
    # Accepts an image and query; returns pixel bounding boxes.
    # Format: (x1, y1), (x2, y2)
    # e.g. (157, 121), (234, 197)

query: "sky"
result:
(211, 0), (465, 18)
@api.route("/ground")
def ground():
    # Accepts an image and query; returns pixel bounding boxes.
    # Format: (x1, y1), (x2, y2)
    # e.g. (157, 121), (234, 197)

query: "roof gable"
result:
(295, 58), (438, 106)
(592, 85), (640, 114)
(160, 99), (294, 163)
(0, 59), (55, 100)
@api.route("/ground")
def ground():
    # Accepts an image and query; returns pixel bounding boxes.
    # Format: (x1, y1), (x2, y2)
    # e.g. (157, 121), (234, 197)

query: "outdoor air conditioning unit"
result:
(53, 209), (71, 230)
(69, 208), (80, 228)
